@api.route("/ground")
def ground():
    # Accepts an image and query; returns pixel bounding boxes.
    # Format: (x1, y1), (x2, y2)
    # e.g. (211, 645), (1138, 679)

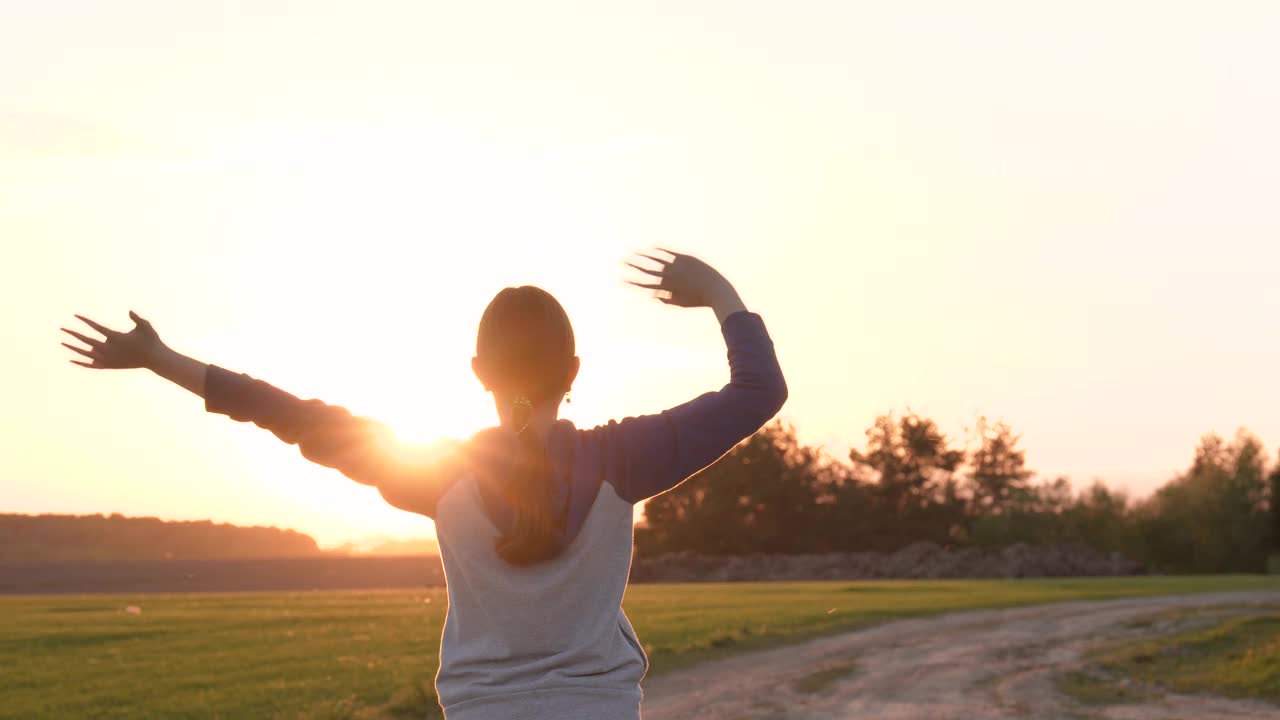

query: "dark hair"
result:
(476, 286), (576, 566)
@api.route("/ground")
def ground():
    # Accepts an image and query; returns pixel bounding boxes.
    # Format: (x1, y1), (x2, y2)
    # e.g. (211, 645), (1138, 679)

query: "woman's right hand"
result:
(627, 249), (747, 324)
(61, 311), (166, 370)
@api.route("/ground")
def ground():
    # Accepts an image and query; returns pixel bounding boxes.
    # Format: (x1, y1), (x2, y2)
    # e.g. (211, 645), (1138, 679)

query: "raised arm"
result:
(61, 312), (455, 517)
(63, 312), (206, 395)
(599, 251), (788, 503)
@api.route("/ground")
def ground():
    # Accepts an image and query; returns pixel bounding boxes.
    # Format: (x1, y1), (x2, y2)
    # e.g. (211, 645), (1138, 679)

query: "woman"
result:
(61, 249), (787, 719)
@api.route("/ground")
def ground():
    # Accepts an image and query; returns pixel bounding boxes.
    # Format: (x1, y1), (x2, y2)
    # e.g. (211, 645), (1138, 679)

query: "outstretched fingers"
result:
(638, 252), (671, 266)
(625, 261), (664, 278)
(626, 249), (683, 304)
(63, 316), (117, 369)
(61, 342), (99, 360)
(60, 328), (102, 347)
(74, 314), (118, 338)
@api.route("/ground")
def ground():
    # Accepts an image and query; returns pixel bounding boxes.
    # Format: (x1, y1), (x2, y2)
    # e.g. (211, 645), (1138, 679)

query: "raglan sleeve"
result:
(594, 311), (787, 504)
(204, 365), (460, 518)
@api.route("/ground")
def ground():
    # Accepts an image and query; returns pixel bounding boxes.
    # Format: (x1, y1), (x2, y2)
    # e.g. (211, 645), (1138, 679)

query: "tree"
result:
(1063, 480), (1133, 554)
(1270, 453), (1280, 555)
(817, 463), (879, 552)
(970, 476), (1073, 546)
(637, 421), (830, 556)
(0, 513), (323, 561)
(966, 417), (1034, 515)
(847, 412), (966, 548)
(1134, 430), (1271, 573)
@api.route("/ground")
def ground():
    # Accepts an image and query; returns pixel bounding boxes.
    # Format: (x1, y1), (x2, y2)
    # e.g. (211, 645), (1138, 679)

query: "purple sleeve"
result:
(204, 366), (456, 517)
(595, 311), (787, 504)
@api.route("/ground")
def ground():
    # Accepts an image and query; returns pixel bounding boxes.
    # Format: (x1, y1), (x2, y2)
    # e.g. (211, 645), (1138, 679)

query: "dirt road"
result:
(641, 590), (1280, 720)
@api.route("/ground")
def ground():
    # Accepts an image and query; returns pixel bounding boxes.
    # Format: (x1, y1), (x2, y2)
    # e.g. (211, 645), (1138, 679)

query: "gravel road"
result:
(641, 590), (1280, 720)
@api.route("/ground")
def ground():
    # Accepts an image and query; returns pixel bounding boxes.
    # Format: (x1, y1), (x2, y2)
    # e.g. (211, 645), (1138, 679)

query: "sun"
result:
(376, 381), (497, 448)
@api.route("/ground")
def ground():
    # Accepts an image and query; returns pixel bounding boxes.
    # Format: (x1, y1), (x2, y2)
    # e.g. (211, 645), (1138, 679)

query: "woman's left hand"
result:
(61, 311), (166, 370)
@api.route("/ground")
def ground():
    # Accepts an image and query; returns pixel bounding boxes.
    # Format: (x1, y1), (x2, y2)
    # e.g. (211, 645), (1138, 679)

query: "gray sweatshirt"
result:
(204, 311), (787, 719)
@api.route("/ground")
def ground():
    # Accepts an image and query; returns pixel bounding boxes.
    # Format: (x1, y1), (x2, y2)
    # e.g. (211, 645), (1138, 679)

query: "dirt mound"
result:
(629, 542), (1143, 582)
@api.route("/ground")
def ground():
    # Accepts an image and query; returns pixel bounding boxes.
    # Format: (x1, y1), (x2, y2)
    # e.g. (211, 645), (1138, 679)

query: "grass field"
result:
(1059, 605), (1280, 707)
(2, 576), (1277, 719)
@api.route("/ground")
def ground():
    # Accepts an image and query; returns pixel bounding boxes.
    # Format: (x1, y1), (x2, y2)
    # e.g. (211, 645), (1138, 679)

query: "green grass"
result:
(0, 576), (1275, 719)
(1054, 669), (1154, 706)
(1075, 609), (1280, 705)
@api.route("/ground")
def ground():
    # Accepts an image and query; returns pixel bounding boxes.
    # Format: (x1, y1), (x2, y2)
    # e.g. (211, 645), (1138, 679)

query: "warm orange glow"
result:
(5, 2), (1280, 547)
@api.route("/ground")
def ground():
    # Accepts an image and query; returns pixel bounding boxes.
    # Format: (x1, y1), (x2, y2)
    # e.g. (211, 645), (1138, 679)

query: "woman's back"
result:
(434, 308), (787, 718)
(434, 423), (645, 719)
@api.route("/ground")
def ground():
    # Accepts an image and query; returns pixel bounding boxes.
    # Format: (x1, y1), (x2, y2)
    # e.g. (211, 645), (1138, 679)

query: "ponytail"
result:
(494, 395), (564, 565)
(476, 287), (576, 567)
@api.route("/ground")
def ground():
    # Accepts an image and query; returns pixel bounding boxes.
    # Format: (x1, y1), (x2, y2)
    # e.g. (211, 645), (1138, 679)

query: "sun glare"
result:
(381, 390), (495, 447)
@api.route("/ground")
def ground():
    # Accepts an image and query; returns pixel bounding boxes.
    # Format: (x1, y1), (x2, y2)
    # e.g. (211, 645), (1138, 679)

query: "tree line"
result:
(0, 513), (324, 561)
(636, 415), (1280, 574)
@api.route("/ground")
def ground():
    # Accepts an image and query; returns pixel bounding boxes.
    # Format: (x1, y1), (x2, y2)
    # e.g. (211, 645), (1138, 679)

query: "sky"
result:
(3, 2), (1279, 548)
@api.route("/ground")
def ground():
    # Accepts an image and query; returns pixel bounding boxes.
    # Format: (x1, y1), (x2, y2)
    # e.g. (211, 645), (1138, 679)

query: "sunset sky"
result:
(4, 2), (1279, 548)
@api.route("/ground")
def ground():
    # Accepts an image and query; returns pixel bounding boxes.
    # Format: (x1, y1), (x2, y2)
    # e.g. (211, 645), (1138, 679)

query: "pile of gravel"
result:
(628, 542), (1144, 583)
